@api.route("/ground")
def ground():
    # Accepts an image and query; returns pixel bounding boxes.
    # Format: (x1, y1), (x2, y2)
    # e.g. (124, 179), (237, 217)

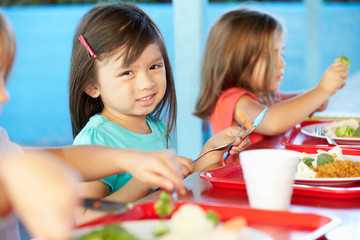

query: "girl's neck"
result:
(101, 108), (151, 134)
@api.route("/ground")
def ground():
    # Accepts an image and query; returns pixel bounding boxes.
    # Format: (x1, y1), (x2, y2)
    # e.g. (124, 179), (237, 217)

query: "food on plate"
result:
(236, 109), (255, 132)
(324, 119), (360, 138)
(158, 204), (247, 240)
(75, 193), (248, 240)
(74, 224), (138, 240)
(154, 191), (175, 217)
(334, 55), (351, 69)
(295, 146), (360, 178)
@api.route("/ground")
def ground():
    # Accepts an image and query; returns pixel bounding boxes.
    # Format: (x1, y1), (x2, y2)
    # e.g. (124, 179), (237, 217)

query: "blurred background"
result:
(0, 0), (359, 159)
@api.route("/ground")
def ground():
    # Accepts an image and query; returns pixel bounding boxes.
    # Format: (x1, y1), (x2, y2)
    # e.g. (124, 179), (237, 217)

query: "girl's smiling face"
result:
(251, 29), (286, 92)
(86, 43), (167, 121)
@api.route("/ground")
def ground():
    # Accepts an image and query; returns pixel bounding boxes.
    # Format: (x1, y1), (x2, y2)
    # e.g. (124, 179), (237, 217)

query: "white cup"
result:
(240, 149), (300, 210)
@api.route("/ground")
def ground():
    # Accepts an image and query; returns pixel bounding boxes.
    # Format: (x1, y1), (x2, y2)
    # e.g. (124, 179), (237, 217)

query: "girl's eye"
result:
(120, 71), (133, 76)
(150, 64), (162, 70)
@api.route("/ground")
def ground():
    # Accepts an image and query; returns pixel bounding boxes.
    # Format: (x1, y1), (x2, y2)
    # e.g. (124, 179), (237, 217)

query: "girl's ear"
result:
(84, 83), (100, 98)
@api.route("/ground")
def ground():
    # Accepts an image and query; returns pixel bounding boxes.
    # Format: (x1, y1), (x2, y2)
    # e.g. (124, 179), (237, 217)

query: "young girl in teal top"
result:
(69, 2), (250, 223)
(0, 9), (187, 239)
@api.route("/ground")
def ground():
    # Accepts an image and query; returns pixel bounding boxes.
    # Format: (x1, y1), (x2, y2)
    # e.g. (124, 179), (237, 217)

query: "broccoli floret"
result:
(334, 55), (351, 68)
(317, 153), (335, 166)
(336, 125), (354, 137)
(154, 191), (174, 217)
(302, 157), (315, 167)
(75, 224), (138, 240)
(354, 127), (360, 137)
(206, 211), (220, 224)
(152, 220), (169, 236)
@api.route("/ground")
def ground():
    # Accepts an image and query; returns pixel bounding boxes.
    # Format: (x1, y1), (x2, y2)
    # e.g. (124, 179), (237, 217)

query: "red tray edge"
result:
(281, 120), (360, 149)
(199, 164), (360, 199)
(74, 201), (341, 239)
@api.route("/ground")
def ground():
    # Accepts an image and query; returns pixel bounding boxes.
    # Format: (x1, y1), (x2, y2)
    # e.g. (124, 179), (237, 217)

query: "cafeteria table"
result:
(136, 134), (360, 240)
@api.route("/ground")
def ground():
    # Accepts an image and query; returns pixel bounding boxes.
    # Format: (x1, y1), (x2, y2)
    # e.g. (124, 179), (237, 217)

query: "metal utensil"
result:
(82, 198), (133, 212)
(192, 122), (245, 164)
(193, 107), (268, 163)
(223, 107), (269, 162)
(315, 125), (338, 146)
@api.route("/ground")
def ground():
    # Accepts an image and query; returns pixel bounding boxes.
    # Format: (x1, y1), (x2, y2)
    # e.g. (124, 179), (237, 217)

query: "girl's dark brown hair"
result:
(193, 7), (283, 119)
(0, 11), (16, 84)
(69, 3), (176, 143)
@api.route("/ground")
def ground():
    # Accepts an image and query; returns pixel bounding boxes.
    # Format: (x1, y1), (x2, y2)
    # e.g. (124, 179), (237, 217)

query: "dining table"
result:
(75, 119), (360, 240)
(136, 128), (360, 240)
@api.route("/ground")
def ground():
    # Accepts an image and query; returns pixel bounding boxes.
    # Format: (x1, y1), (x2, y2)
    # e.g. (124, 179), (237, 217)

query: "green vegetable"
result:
(336, 125), (354, 137)
(152, 220), (169, 236)
(75, 224), (138, 240)
(206, 211), (220, 224)
(335, 55), (351, 68)
(354, 127), (360, 137)
(154, 191), (174, 217)
(316, 153), (335, 166)
(302, 156), (315, 167)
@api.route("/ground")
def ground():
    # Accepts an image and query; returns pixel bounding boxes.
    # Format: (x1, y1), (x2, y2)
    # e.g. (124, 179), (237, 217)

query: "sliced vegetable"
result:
(354, 127), (360, 137)
(154, 191), (174, 217)
(223, 216), (247, 230)
(317, 153), (335, 166)
(302, 156), (315, 167)
(206, 211), (220, 224)
(152, 221), (170, 236)
(336, 125), (354, 137)
(75, 224), (138, 240)
(236, 109), (255, 132)
(335, 55), (351, 68)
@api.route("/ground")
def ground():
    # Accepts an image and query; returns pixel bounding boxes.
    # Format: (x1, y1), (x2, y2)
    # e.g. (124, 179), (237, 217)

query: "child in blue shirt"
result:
(69, 2), (250, 223)
(0, 10), (188, 239)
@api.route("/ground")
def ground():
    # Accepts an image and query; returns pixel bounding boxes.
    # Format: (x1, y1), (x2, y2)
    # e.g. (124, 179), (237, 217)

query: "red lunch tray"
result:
(74, 201), (340, 240)
(281, 120), (360, 150)
(200, 146), (360, 199)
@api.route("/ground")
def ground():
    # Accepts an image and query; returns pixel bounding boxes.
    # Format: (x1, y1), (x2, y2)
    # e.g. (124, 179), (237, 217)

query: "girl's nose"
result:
(137, 72), (155, 90)
(0, 80), (10, 104)
(277, 55), (286, 69)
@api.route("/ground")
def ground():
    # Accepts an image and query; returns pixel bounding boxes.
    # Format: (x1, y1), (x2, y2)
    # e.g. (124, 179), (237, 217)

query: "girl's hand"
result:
(311, 99), (329, 116)
(176, 155), (194, 178)
(317, 62), (348, 96)
(126, 150), (187, 195)
(221, 126), (251, 155)
(210, 126), (250, 154)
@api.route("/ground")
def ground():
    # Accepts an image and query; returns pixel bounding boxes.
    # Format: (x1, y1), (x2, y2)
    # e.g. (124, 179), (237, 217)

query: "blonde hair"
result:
(194, 8), (284, 119)
(0, 11), (16, 84)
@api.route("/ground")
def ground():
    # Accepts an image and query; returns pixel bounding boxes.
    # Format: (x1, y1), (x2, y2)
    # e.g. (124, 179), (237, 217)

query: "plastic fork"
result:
(315, 125), (338, 145)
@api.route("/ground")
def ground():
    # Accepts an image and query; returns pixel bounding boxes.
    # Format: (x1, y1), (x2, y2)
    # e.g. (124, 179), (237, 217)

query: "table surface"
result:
(140, 134), (360, 240)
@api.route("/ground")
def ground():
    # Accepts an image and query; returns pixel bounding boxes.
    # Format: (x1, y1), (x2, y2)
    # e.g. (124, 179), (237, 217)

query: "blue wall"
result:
(0, 2), (359, 146)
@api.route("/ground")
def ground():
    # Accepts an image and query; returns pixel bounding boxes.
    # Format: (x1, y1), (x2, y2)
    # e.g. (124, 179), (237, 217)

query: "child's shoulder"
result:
(73, 115), (116, 145)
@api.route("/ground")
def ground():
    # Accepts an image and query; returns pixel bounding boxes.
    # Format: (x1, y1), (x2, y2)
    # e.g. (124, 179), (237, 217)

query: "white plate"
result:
(300, 123), (360, 143)
(73, 220), (273, 240)
(295, 154), (360, 186)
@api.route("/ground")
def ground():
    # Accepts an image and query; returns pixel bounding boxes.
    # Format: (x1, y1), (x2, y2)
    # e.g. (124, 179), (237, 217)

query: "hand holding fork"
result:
(193, 107), (268, 163)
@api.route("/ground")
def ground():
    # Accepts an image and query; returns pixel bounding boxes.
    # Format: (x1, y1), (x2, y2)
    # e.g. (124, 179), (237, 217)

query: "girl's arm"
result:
(0, 151), (79, 240)
(74, 177), (154, 225)
(41, 146), (186, 193)
(235, 62), (348, 135)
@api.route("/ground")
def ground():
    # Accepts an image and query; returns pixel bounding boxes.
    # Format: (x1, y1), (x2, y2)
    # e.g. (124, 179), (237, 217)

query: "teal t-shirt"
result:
(73, 115), (168, 194)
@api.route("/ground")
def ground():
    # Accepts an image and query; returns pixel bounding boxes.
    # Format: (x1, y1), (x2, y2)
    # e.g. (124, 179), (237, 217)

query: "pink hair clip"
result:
(78, 35), (97, 59)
